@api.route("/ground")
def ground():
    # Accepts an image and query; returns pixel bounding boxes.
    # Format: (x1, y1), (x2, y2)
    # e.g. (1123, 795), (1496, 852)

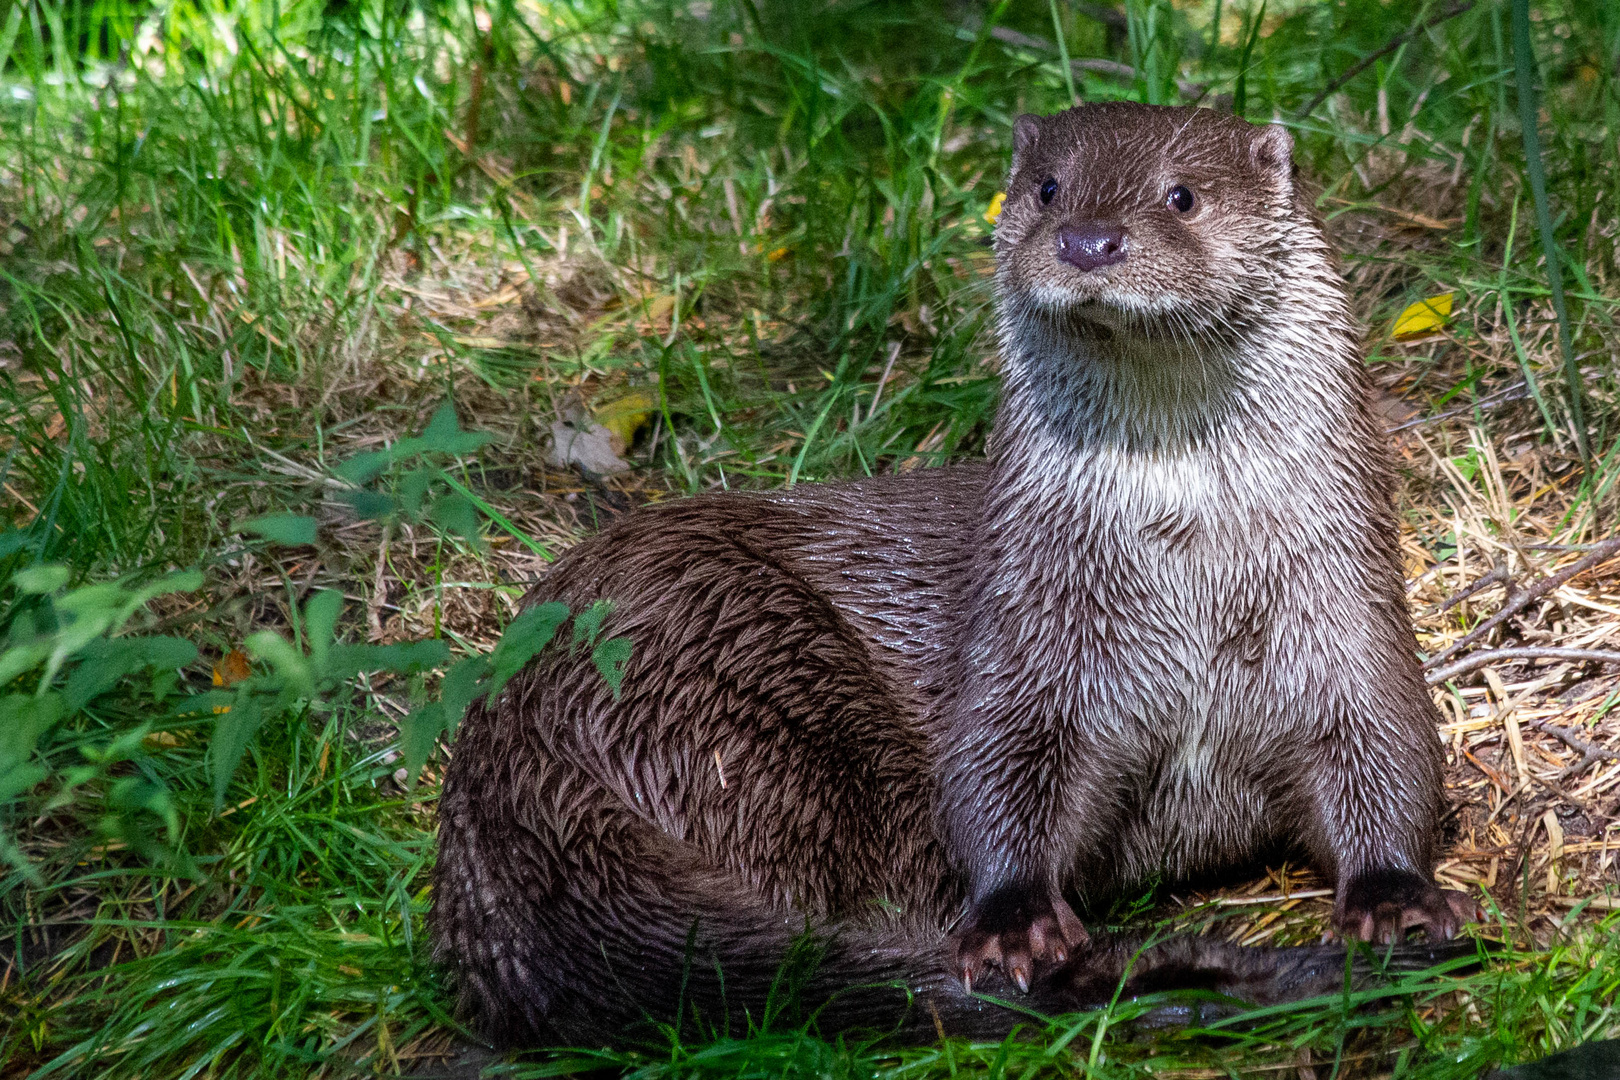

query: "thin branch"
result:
(1431, 560), (1511, 617)
(1426, 647), (1620, 687)
(1385, 381), (1530, 433)
(1294, 1), (1476, 121)
(1533, 720), (1620, 779)
(1422, 537), (1620, 671)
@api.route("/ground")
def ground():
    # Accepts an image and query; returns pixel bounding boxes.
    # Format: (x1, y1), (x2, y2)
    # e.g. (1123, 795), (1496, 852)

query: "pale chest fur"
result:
(977, 416), (1384, 744)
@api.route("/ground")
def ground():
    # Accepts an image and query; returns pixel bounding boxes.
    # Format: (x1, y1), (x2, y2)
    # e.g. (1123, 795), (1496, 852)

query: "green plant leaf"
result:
(428, 493), (482, 544)
(242, 514), (319, 546)
(436, 655), (492, 733)
(210, 695), (266, 808)
(326, 640), (452, 681)
(590, 636), (632, 701)
(341, 489), (397, 520)
(13, 565), (70, 595)
(64, 636), (200, 713)
(571, 598), (615, 652)
(335, 449), (393, 486)
(399, 702), (444, 789)
(301, 590), (345, 674)
(398, 466), (437, 517)
(416, 401), (495, 457)
(245, 631), (313, 698)
(487, 602), (570, 699)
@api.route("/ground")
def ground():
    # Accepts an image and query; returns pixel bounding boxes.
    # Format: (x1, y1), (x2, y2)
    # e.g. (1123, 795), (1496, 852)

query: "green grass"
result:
(2, 0), (1619, 1075)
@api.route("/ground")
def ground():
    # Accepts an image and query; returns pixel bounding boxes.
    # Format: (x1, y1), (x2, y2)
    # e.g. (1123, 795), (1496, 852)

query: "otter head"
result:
(994, 104), (1306, 343)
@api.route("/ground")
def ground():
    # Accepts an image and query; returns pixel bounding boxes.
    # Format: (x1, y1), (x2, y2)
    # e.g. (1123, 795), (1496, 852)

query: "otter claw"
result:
(953, 883), (1087, 995)
(1335, 869), (1479, 944)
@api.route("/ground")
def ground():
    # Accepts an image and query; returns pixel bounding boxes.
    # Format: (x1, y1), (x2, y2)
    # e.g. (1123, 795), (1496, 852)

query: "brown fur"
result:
(431, 104), (1473, 1047)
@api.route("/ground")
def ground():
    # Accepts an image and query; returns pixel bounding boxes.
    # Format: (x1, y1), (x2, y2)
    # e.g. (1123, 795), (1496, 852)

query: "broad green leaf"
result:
(591, 637), (632, 701)
(399, 702), (445, 789)
(0, 529), (33, 559)
(245, 631), (313, 698)
(438, 654), (493, 734)
(210, 695), (266, 808)
(326, 640), (451, 681)
(242, 514), (319, 546)
(335, 449), (393, 486)
(429, 493), (482, 544)
(0, 641), (52, 688)
(343, 489), (398, 520)
(571, 598), (615, 652)
(0, 692), (62, 774)
(302, 590), (345, 673)
(399, 466), (436, 517)
(13, 565), (69, 595)
(415, 401), (495, 456)
(487, 602), (570, 699)
(64, 636), (199, 713)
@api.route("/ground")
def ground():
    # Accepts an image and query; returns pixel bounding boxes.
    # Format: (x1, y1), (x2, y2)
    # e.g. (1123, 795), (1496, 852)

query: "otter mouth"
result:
(1025, 281), (1201, 339)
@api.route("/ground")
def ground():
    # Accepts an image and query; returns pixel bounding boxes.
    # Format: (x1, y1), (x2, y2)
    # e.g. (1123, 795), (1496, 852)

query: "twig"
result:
(1431, 560), (1511, 616)
(1533, 721), (1620, 779)
(866, 341), (901, 419)
(1385, 381), (1530, 433)
(1426, 647), (1620, 687)
(1422, 537), (1620, 671)
(1294, 1), (1477, 121)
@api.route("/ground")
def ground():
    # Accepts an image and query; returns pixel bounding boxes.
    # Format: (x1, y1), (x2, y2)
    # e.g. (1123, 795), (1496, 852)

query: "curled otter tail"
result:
(432, 711), (1477, 1047)
(432, 753), (1477, 1048)
(1056, 935), (1482, 1030)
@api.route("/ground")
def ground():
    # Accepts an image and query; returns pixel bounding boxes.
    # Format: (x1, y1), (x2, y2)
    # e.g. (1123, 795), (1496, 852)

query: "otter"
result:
(431, 103), (1477, 1047)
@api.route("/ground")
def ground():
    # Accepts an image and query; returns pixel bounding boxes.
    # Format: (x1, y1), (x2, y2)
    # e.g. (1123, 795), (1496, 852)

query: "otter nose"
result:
(1055, 222), (1126, 272)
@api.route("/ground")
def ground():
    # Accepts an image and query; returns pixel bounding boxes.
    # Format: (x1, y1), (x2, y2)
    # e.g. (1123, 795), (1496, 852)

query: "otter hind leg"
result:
(432, 698), (982, 1045)
(433, 532), (963, 1044)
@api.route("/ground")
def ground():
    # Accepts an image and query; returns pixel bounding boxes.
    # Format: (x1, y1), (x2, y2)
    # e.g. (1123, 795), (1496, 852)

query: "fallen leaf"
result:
(985, 192), (1006, 224)
(595, 390), (657, 451)
(549, 419), (630, 477)
(643, 294), (676, 326)
(1392, 292), (1454, 340)
(213, 649), (252, 687)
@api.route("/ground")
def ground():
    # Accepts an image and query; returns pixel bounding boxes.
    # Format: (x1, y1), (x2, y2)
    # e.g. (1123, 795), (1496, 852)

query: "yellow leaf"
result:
(1392, 292), (1454, 340)
(594, 390), (657, 453)
(985, 192), (1006, 224)
(766, 246), (790, 262)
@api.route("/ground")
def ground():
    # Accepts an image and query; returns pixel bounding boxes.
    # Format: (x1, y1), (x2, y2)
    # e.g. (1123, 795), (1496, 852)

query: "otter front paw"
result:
(954, 883), (1088, 994)
(1335, 868), (1481, 944)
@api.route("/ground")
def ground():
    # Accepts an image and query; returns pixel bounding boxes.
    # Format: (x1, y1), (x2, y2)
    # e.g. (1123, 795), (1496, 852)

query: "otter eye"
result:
(1039, 178), (1058, 205)
(1167, 185), (1195, 213)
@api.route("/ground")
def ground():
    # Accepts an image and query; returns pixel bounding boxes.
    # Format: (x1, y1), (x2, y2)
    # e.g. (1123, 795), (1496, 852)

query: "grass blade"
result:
(1511, 0), (1588, 467)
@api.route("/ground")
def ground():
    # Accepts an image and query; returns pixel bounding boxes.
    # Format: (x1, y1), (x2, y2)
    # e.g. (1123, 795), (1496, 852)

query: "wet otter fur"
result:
(431, 103), (1477, 1047)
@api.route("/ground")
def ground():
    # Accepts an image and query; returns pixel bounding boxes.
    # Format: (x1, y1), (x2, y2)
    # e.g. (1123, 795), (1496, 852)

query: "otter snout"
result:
(1055, 222), (1126, 272)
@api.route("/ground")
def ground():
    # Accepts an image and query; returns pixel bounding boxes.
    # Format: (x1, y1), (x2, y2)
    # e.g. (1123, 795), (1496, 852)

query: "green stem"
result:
(1049, 0), (1077, 106)
(1511, 0), (1588, 467)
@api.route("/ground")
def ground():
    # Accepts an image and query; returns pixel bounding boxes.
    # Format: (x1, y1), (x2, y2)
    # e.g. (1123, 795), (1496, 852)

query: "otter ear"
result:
(1012, 114), (1042, 170)
(1253, 123), (1295, 193)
